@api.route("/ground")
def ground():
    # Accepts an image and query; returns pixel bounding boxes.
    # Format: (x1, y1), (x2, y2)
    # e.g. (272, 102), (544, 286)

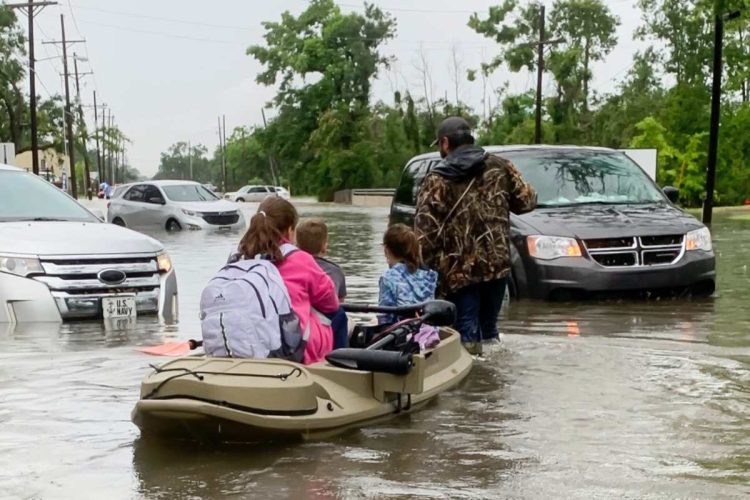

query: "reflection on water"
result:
(2, 202), (750, 498)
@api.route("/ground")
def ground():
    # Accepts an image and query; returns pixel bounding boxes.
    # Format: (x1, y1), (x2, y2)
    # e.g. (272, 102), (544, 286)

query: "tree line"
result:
(76, 1), (750, 205)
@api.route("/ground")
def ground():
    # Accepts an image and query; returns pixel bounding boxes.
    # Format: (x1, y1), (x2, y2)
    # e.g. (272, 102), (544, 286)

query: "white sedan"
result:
(224, 185), (290, 203)
(108, 180), (245, 231)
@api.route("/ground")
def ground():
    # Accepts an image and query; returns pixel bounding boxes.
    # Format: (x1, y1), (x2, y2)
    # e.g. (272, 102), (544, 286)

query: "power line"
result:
(76, 19), (242, 44)
(69, 3), (255, 31)
(76, 17), (493, 49)
(65, 0), (83, 38)
(338, 2), (478, 14)
(70, 5), (493, 46)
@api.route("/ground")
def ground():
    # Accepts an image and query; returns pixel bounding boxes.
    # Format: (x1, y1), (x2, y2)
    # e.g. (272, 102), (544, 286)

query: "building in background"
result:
(14, 148), (70, 184)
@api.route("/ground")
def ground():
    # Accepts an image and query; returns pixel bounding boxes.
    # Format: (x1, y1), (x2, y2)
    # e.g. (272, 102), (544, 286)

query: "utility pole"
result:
(43, 15), (84, 197)
(222, 114), (228, 192)
(107, 112), (113, 184)
(530, 4), (563, 144)
(93, 92), (102, 183)
(73, 54), (93, 199)
(7, 1), (57, 175)
(188, 140), (193, 180)
(100, 103), (107, 182)
(117, 135), (123, 182)
(703, 7), (743, 225)
(260, 108), (279, 185)
(60, 15), (76, 198)
(240, 127), (246, 187)
(218, 116), (227, 192)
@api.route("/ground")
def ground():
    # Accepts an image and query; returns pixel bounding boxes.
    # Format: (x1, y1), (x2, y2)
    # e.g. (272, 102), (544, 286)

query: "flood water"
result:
(2, 202), (750, 499)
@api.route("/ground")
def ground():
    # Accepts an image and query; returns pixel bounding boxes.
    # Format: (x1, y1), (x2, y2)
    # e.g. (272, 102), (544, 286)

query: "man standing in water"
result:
(415, 117), (537, 355)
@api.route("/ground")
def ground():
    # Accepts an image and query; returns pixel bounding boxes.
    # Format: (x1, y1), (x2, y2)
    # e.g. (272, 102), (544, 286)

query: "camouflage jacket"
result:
(415, 147), (537, 297)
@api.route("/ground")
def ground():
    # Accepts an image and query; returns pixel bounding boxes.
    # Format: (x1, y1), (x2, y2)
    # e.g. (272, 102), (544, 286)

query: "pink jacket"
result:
(276, 249), (339, 364)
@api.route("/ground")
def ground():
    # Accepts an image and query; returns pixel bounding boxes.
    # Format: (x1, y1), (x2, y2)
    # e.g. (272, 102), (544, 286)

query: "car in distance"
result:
(273, 186), (291, 199)
(224, 185), (290, 203)
(107, 180), (245, 231)
(0, 163), (178, 323)
(390, 146), (716, 300)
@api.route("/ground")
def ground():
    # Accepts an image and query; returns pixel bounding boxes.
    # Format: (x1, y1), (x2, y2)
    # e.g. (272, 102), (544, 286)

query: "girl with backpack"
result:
(234, 198), (339, 364)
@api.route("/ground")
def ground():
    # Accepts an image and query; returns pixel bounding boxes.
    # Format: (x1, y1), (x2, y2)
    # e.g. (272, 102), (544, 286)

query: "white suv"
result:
(0, 164), (178, 323)
(224, 185), (289, 203)
(107, 180), (245, 231)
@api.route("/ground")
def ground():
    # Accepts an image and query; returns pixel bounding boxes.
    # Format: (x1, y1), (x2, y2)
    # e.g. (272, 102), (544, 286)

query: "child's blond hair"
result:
(296, 218), (328, 255)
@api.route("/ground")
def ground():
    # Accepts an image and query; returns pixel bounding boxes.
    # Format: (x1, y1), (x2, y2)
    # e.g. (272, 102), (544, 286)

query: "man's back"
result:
(415, 148), (536, 297)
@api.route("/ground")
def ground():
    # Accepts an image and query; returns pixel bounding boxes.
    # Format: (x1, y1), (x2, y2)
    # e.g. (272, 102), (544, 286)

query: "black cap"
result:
(431, 116), (472, 147)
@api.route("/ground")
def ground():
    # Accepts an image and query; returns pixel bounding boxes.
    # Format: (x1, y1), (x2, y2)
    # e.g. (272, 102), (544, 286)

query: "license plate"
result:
(104, 316), (137, 331)
(102, 296), (137, 319)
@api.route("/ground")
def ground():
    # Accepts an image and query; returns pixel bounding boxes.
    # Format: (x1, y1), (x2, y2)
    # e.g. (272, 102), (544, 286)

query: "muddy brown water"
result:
(2, 203), (749, 499)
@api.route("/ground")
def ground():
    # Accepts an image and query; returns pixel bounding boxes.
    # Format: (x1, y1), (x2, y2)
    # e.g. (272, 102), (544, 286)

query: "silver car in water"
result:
(0, 164), (178, 323)
(224, 185), (290, 203)
(107, 180), (245, 231)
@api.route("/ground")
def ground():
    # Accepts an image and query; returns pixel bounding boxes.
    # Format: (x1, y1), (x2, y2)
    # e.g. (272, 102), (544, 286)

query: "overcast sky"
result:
(25, 0), (647, 177)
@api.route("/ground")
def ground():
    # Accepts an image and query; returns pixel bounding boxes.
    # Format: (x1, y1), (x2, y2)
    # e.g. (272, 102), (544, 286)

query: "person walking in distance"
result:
(415, 117), (537, 356)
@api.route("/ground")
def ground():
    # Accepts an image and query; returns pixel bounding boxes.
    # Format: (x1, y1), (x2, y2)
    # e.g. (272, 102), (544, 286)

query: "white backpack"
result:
(200, 244), (308, 361)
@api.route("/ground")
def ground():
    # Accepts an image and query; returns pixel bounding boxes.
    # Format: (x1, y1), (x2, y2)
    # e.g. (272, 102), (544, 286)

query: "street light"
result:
(703, 8), (743, 225)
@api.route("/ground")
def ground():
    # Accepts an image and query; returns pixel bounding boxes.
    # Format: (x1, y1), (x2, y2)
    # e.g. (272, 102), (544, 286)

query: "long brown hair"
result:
(383, 223), (423, 273)
(239, 197), (299, 261)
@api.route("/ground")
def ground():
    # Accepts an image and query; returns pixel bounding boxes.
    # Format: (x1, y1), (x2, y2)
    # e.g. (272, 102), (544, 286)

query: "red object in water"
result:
(136, 339), (202, 356)
(743, 199), (750, 206)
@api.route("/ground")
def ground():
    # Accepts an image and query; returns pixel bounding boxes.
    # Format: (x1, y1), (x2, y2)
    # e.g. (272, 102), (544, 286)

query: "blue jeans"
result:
(446, 278), (508, 343)
(328, 307), (349, 349)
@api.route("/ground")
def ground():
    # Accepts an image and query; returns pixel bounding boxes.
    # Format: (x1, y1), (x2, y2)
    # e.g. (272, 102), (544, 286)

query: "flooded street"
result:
(2, 202), (750, 499)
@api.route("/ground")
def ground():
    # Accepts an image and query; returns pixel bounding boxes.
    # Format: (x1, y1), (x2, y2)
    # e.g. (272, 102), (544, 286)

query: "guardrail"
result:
(334, 188), (395, 206)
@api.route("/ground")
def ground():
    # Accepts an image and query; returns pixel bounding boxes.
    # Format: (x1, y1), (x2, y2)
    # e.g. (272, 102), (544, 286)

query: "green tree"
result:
(550, 0), (619, 109)
(723, 2), (750, 102)
(246, 0), (395, 198)
(629, 116), (707, 205)
(588, 49), (665, 147)
(470, 0), (618, 140)
(154, 141), (210, 182)
(636, 0), (713, 86)
(0, 5), (25, 149)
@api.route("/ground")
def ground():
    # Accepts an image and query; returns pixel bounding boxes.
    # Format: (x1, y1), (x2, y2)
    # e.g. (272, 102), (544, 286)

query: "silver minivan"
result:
(0, 164), (178, 323)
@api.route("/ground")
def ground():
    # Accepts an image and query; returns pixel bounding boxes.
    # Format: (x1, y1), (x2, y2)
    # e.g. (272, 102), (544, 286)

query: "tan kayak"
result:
(132, 325), (472, 443)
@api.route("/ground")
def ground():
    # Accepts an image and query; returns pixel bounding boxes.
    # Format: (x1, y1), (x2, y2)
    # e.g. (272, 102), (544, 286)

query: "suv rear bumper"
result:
(517, 250), (716, 300)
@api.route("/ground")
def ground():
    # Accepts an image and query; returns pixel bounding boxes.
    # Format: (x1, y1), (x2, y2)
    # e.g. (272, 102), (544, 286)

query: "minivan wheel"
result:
(236, 197), (245, 203)
(507, 273), (518, 299)
(112, 217), (126, 227)
(166, 219), (182, 231)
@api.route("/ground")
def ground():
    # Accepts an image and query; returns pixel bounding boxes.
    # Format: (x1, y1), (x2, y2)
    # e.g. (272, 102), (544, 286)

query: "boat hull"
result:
(132, 328), (473, 443)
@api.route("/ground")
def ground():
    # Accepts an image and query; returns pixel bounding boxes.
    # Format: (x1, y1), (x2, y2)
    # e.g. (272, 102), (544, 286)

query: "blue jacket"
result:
(378, 263), (438, 324)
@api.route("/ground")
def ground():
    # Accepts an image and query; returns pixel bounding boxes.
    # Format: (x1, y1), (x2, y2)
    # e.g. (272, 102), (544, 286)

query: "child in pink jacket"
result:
(236, 197), (339, 364)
